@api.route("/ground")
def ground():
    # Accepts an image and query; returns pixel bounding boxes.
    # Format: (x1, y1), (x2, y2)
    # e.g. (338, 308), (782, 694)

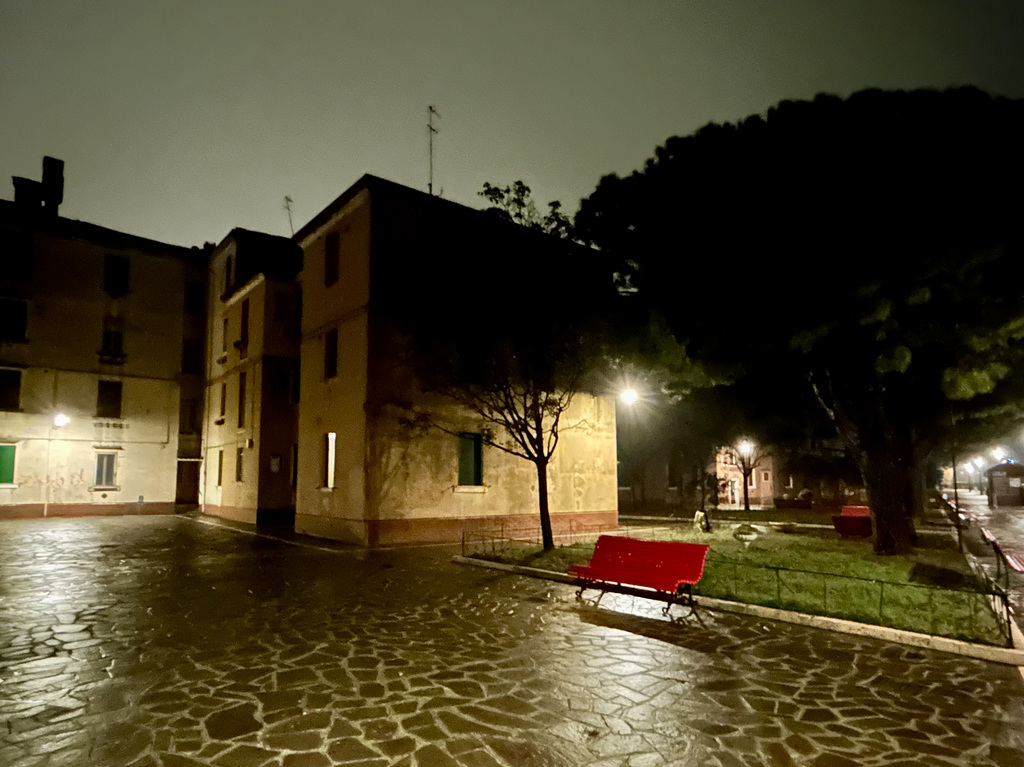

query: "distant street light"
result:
(992, 446), (1007, 462)
(734, 438), (758, 511)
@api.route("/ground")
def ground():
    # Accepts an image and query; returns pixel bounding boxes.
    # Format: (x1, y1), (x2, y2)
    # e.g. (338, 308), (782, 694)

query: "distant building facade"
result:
(0, 158), (207, 518)
(1, 162), (618, 544)
(200, 229), (302, 525)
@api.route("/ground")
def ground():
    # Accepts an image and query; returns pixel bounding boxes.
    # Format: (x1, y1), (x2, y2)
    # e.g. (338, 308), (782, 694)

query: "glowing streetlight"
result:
(619, 388), (639, 406)
(992, 446), (1007, 462)
(737, 439), (753, 458)
(52, 413), (70, 428)
(973, 456), (984, 468)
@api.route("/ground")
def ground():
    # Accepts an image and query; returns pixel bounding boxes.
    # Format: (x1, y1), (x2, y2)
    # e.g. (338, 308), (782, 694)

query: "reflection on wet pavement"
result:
(1, 515), (1022, 766)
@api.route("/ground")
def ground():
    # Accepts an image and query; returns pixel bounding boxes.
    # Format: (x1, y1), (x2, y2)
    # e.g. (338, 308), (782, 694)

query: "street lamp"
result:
(619, 388), (639, 406)
(992, 446), (1007, 462)
(45, 413), (69, 517)
(736, 439), (756, 511)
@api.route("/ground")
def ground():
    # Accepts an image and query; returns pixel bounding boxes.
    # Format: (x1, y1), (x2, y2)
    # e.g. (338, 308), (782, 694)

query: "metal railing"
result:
(461, 519), (617, 557)
(697, 553), (1012, 647)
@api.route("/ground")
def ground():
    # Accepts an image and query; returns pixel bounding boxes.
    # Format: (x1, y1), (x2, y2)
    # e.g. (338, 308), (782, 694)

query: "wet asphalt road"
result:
(1, 515), (1023, 767)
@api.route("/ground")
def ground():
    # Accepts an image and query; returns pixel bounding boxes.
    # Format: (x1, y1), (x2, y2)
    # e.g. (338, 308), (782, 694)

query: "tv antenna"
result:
(428, 105), (440, 195)
(283, 195), (295, 236)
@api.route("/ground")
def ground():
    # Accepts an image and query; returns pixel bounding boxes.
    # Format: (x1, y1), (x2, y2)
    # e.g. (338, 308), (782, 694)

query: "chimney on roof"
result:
(12, 177), (43, 208)
(11, 156), (64, 216)
(41, 157), (64, 215)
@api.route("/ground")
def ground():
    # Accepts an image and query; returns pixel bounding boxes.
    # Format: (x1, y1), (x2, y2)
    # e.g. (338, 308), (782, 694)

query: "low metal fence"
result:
(460, 519), (617, 557)
(697, 554), (1013, 647)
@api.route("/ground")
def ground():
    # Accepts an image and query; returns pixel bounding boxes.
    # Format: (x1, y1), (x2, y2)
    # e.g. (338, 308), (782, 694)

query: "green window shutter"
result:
(0, 445), (14, 484)
(458, 433), (483, 486)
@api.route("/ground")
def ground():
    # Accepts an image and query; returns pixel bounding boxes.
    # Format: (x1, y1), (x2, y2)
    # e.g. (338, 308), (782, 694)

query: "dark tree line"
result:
(576, 86), (1024, 553)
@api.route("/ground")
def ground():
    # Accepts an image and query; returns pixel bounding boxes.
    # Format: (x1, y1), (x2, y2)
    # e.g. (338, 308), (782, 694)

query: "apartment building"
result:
(200, 229), (302, 525)
(0, 158), (207, 517)
(291, 175), (618, 545)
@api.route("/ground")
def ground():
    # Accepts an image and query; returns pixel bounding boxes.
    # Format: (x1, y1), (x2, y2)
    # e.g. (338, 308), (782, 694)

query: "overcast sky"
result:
(2, 1), (1023, 247)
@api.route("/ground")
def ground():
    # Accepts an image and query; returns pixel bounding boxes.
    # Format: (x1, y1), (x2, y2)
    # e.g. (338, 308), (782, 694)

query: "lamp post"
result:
(617, 387), (640, 513)
(44, 413), (69, 517)
(737, 439), (754, 512)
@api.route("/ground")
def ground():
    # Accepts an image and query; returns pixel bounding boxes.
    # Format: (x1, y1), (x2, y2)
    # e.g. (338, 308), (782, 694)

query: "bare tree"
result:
(723, 439), (769, 511)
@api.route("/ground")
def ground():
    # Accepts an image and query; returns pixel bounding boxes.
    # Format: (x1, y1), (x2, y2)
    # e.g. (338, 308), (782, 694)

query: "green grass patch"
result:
(470, 526), (1007, 646)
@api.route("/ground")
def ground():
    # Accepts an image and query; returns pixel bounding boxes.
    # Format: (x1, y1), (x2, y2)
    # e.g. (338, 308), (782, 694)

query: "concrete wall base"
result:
(295, 510), (618, 547)
(0, 502), (177, 519)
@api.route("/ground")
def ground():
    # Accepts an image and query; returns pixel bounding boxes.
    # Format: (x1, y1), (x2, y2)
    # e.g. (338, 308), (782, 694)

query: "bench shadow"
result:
(574, 598), (729, 655)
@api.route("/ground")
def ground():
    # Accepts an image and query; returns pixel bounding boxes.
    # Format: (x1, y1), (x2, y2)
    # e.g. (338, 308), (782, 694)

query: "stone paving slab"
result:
(1, 515), (1022, 766)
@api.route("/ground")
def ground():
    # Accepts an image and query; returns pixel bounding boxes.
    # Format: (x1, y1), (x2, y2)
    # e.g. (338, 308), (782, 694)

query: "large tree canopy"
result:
(576, 86), (1024, 553)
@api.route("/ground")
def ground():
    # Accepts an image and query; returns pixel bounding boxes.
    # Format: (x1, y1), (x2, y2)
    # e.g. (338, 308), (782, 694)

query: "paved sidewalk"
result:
(1, 515), (1023, 767)
(948, 489), (1024, 618)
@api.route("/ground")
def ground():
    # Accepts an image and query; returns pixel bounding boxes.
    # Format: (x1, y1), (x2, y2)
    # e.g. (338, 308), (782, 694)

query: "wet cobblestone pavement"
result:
(1, 516), (1023, 767)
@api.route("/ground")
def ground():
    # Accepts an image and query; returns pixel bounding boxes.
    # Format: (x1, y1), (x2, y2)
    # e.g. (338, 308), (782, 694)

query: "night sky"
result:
(3, 1), (1024, 248)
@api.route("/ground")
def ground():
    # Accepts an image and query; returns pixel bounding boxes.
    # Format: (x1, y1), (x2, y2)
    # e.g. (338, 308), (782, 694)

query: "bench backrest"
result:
(590, 535), (710, 584)
(840, 506), (872, 517)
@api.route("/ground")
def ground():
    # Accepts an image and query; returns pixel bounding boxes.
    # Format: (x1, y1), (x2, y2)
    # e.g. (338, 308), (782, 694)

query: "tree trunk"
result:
(860, 450), (917, 554)
(536, 459), (555, 551)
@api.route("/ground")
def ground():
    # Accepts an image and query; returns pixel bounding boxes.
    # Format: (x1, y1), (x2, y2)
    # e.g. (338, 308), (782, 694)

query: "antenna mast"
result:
(283, 195), (295, 236)
(428, 105), (440, 195)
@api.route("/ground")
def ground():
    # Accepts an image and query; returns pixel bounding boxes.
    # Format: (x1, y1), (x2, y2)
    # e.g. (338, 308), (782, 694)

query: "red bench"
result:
(832, 506), (872, 538)
(570, 535), (710, 619)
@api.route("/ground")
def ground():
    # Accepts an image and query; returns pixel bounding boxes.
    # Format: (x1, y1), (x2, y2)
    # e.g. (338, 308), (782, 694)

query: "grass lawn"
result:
(473, 525), (1008, 646)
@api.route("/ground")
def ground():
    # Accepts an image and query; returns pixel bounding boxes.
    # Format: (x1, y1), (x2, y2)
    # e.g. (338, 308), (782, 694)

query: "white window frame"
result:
(0, 442), (18, 487)
(93, 451), (118, 489)
(322, 432), (337, 490)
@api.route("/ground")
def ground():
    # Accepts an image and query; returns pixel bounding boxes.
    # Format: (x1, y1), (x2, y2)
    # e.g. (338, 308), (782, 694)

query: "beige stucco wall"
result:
(0, 369), (179, 516)
(294, 190), (372, 542)
(0, 220), (194, 518)
(200, 239), (301, 524)
(364, 393), (618, 544)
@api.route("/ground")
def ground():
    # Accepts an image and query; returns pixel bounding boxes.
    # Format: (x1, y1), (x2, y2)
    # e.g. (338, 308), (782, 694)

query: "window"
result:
(181, 338), (203, 374)
(0, 444), (15, 485)
(235, 446), (244, 482)
(179, 399), (198, 434)
(100, 316), (125, 363)
(103, 254), (130, 297)
(237, 371), (246, 428)
(0, 369), (21, 411)
(762, 470), (771, 483)
(323, 432), (336, 489)
(289, 359), (301, 404)
(184, 282), (204, 317)
(324, 329), (338, 380)
(219, 383), (227, 418)
(0, 298), (28, 342)
(458, 432), (483, 486)
(223, 256), (233, 295)
(217, 450), (223, 486)
(94, 452), (117, 488)
(239, 298), (249, 350)
(96, 380), (122, 418)
(221, 318), (229, 354)
(324, 232), (339, 287)
(748, 471), (757, 489)
(1, 229), (33, 280)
